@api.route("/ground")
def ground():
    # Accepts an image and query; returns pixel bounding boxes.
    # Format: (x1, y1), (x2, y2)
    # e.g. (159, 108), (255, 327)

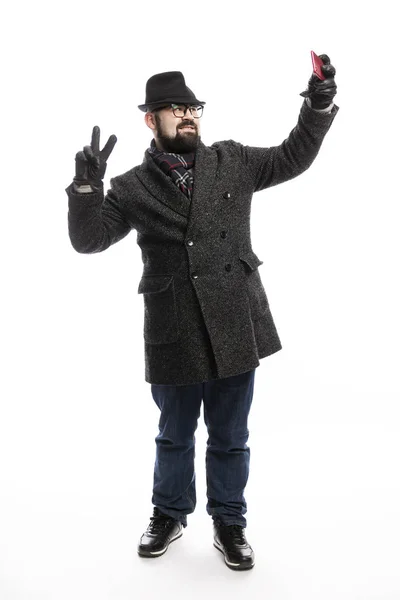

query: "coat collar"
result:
(135, 139), (218, 221)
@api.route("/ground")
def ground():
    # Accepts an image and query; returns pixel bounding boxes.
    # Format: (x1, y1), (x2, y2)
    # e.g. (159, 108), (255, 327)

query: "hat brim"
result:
(138, 98), (206, 112)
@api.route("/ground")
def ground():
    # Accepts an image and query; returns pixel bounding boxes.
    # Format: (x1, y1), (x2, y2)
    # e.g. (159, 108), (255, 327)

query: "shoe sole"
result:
(213, 539), (255, 571)
(137, 529), (183, 558)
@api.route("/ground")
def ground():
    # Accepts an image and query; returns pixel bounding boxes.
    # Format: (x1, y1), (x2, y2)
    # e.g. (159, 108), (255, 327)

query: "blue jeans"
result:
(150, 368), (256, 529)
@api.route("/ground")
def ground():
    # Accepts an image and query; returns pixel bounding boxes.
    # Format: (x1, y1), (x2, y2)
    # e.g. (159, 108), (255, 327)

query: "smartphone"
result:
(311, 51), (326, 80)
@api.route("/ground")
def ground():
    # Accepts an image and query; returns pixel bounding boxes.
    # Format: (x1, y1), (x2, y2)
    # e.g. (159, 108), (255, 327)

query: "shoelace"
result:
(148, 515), (175, 534)
(222, 524), (247, 545)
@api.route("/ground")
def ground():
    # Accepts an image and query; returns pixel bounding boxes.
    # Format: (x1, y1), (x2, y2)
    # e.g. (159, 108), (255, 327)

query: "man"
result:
(66, 58), (338, 570)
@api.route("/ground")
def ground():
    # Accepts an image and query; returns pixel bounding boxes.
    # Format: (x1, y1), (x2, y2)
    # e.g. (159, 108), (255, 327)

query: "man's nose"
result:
(181, 109), (195, 125)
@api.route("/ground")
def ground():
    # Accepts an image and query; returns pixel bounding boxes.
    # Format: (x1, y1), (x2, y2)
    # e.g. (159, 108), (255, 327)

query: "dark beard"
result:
(155, 114), (200, 153)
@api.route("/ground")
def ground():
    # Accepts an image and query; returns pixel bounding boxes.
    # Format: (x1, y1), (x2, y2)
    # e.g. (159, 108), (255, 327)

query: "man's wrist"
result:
(73, 181), (104, 193)
(305, 96), (334, 113)
(73, 183), (95, 193)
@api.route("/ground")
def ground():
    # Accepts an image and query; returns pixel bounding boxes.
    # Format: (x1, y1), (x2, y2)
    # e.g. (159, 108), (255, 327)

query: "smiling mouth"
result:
(180, 126), (195, 131)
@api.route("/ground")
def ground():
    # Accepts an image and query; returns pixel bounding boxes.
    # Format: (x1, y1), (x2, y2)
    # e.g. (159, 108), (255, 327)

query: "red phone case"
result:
(311, 51), (326, 80)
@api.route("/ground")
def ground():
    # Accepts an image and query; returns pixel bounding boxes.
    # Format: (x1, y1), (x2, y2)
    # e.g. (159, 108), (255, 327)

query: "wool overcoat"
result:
(66, 99), (339, 385)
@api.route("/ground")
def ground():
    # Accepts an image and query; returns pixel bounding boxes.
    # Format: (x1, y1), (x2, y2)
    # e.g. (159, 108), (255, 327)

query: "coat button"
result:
(220, 231), (227, 239)
(223, 192), (231, 199)
(225, 263), (232, 272)
(187, 240), (193, 246)
(192, 273), (198, 279)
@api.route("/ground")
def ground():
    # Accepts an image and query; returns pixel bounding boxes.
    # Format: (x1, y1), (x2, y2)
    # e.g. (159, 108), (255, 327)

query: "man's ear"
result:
(145, 112), (156, 131)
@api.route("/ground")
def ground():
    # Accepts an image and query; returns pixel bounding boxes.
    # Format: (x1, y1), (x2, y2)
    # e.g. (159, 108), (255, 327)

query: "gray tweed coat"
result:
(66, 99), (339, 385)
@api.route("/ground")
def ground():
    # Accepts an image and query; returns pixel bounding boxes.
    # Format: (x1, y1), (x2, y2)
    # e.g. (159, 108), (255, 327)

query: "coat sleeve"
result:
(66, 177), (132, 253)
(237, 99), (339, 193)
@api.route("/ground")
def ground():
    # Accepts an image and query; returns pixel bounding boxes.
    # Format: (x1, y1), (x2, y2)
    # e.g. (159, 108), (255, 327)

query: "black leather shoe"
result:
(213, 521), (255, 570)
(137, 507), (183, 558)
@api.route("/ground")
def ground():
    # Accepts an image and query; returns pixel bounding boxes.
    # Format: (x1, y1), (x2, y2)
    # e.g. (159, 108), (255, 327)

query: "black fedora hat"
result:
(138, 71), (206, 112)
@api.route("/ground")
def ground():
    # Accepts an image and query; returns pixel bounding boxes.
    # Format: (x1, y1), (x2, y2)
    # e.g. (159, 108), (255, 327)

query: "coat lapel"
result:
(136, 140), (218, 223)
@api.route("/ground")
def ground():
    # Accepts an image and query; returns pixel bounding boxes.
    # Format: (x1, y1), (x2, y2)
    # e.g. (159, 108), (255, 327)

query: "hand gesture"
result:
(73, 126), (117, 191)
(300, 54), (337, 110)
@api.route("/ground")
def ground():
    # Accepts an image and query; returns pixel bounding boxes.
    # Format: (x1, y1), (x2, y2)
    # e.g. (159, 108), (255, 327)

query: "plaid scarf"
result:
(148, 138), (195, 200)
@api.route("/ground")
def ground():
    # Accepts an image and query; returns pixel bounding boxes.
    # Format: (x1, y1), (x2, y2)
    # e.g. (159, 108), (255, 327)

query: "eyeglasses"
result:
(153, 104), (204, 118)
(171, 104), (203, 118)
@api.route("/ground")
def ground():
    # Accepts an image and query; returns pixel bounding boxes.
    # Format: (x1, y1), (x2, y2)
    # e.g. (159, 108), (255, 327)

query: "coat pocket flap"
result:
(239, 250), (264, 272)
(138, 274), (173, 294)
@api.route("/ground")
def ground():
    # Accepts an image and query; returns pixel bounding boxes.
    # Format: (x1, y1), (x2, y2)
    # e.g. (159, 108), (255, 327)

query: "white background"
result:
(1, 0), (400, 598)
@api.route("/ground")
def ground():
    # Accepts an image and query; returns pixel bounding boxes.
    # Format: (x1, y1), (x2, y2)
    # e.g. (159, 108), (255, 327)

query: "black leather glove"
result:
(73, 125), (117, 191)
(300, 54), (337, 109)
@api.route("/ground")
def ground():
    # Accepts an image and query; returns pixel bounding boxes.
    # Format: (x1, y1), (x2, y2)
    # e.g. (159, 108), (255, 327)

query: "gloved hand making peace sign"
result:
(73, 126), (117, 192)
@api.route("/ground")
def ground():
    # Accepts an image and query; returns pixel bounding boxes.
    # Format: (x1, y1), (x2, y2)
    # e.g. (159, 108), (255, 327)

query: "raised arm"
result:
(66, 179), (132, 253)
(239, 98), (339, 192)
(65, 126), (131, 253)
(239, 53), (339, 192)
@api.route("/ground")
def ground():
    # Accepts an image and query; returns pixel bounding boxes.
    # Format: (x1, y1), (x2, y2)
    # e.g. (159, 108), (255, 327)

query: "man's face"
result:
(146, 104), (201, 153)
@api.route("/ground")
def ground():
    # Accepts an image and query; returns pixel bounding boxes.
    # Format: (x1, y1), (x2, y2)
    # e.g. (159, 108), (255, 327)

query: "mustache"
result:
(179, 122), (196, 129)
